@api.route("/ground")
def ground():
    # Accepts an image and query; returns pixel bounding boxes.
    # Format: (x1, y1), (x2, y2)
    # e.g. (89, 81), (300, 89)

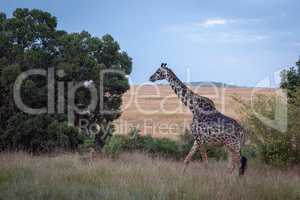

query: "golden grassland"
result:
(1, 86), (293, 200)
(115, 85), (275, 139)
(0, 152), (299, 200)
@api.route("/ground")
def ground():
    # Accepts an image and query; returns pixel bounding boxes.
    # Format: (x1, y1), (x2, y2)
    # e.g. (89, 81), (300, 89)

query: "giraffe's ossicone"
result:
(149, 63), (247, 176)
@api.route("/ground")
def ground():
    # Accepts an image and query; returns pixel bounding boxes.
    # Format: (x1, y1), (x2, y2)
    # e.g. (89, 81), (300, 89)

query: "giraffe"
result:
(149, 63), (247, 176)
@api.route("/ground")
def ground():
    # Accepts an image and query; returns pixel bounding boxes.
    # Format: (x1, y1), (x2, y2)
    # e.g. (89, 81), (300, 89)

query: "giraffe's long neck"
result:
(165, 68), (216, 114)
(165, 69), (192, 107)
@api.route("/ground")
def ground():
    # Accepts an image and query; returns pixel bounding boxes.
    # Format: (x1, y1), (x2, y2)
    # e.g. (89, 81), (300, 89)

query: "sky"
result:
(1, 0), (300, 87)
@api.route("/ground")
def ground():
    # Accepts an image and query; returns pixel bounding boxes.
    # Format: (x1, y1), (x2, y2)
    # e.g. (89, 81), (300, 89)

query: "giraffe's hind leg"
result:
(226, 145), (241, 174)
(182, 140), (198, 174)
(199, 145), (208, 168)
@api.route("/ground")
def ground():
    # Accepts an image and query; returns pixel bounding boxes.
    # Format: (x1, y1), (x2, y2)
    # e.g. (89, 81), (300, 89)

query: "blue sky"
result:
(1, 0), (300, 87)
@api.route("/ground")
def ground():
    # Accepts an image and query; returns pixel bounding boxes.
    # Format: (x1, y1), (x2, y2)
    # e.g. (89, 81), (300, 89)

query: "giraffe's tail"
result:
(239, 155), (247, 176)
(239, 128), (248, 175)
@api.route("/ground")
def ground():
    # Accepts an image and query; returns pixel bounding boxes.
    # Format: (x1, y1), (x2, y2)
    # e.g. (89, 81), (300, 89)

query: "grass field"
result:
(115, 85), (275, 139)
(0, 152), (299, 200)
(1, 86), (294, 200)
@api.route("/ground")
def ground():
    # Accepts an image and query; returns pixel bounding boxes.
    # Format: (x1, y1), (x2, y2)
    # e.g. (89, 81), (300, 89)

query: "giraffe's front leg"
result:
(182, 140), (198, 174)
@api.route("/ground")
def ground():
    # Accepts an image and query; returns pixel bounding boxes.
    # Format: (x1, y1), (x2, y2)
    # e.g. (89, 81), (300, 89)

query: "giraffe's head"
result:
(149, 63), (168, 82)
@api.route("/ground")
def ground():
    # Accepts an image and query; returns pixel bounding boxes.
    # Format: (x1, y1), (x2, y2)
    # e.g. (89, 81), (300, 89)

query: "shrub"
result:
(258, 135), (299, 167)
(46, 121), (85, 151)
(0, 114), (85, 153)
(103, 135), (128, 158)
(79, 138), (95, 153)
(103, 129), (230, 161)
(234, 94), (300, 167)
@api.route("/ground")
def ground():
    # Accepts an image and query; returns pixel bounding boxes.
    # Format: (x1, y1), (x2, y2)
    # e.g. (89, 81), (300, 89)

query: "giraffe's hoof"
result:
(181, 165), (189, 175)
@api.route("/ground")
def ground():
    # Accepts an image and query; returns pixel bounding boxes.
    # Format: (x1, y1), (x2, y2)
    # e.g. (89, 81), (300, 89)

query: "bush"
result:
(258, 135), (299, 167)
(0, 114), (85, 153)
(103, 129), (229, 161)
(46, 121), (85, 151)
(103, 135), (128, 158)
(79, 138), (95, 153)
(234, 94), (300, 167)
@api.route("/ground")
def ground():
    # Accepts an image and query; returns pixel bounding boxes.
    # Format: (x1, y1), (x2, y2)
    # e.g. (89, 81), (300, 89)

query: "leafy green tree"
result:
(234, 94), (300, 166)
(0, 8), (132, 152)
(280, 58), (300, 100)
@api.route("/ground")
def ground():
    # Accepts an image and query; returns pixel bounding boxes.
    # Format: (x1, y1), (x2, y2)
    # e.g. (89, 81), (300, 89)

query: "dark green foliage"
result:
(280, 58), (300, 101)
(0, 114), (85, 152)
(103, 135), (129, 158)
(103, 130), (229, 161)
(0, 8), (132, 152)
(79, 138), (95, 152)
(126, 134), (181, 159)
(240, 146), (257, 159)
(235, 94), (300, 167)
(258, 135), (299, 167)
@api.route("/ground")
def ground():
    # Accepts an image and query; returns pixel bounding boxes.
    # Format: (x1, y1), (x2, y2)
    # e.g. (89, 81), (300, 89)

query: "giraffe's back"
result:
(193, 111), (245, 148)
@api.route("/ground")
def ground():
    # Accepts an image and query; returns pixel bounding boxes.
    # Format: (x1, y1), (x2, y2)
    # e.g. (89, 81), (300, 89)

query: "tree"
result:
(280, 57), (300, 101)
(0, 8), (132, 152)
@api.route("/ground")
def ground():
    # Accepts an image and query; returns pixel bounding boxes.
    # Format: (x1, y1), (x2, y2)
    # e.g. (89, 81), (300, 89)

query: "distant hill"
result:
(186, 81), (241, 88)
(154, 81), (246, 88)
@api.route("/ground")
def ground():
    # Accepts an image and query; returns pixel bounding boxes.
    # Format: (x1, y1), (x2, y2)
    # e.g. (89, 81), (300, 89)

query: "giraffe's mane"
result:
(163, 66), (177, 78)
(163, 66), (187, 89)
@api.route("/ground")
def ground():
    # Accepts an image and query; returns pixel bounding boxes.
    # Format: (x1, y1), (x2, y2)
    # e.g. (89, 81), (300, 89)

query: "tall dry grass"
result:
(0, 152), (299, 200)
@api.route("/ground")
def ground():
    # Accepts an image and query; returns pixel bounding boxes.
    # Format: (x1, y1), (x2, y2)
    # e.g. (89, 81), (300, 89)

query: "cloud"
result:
(198, 17), (264, 28)
(163, 17), (264, 33)
(186, 31), (268, 44)
(200, 18), (227, 27)
(162, 17), (269, 44)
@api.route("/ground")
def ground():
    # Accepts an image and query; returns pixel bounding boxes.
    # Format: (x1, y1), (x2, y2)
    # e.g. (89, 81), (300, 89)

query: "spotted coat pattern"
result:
(150, 63), (247, 175)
